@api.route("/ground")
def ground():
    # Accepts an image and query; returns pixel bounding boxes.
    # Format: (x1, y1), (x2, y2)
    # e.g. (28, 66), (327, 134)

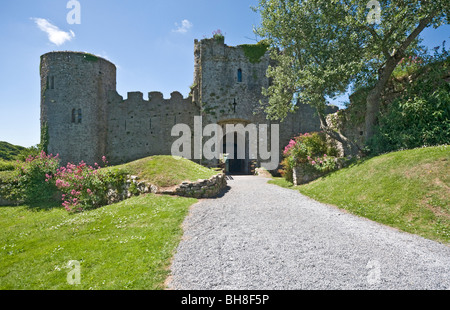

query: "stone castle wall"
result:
(40, 52), (116, 166)
(106, 90), (199, 165)
(192, 38), (337, 171)
(41, 39), (338, 172)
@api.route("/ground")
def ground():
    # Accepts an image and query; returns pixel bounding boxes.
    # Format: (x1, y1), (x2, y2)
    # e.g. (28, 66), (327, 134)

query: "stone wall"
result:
(41, 52), (116, 166)
(42, 39), (338, 172)
(192, 38), (338, 172)
(171, 173), (227, 198)
(106, 173), (227, 204)
(106, 91), (200, 165)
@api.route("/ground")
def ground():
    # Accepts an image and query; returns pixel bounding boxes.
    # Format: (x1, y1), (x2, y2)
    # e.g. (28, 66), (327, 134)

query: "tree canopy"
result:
(254, 0), (449, 141)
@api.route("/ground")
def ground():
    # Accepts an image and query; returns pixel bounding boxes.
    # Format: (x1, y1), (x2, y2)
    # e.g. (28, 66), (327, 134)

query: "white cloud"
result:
(172, 19), (193, 34)
(33, 18), (75, 46)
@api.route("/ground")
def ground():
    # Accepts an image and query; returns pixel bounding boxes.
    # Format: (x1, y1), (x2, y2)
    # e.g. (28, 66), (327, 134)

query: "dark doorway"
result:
(223, 132), (246, 174)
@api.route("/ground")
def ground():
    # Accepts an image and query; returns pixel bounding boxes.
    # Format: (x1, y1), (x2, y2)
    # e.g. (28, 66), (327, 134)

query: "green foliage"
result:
(0, 141), (26, 161)
(83, 53), (99, 62)
(53, 157), (129, 212)
(39, 121), (50, 154)
(280, 132), (339, 181)
(14, 151), (60, 204)
(212, 29), (225, 43)
(367, 52), (450, 154)
(0, 171), (19, 202)
(16, 145), (41, 162)
(0, 159), (16, 172)
(254, 0), (448, 140)
(239, 40), (270, 64)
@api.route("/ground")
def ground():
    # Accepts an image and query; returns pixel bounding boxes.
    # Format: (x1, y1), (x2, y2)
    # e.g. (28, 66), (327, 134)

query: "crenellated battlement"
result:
(41, 38), (334, 171)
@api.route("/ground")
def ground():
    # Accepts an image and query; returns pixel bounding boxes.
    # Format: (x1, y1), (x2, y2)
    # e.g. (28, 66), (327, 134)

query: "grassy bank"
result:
(109, 155), (219, 187)
(269, 145), (449, 244)
(0, 194), (196, 289)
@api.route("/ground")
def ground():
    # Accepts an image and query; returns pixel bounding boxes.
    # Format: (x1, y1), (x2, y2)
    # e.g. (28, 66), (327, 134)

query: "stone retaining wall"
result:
(292, 158), (350, 186)
(107, 173), (227, 204)
(292, 166), (324, 186)
(171, 173), (227, 198)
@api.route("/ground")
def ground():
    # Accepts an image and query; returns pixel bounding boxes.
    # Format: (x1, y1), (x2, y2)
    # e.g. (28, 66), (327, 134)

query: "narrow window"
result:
(237, 69), (242, 83)
(71, 109), (76, 123)
(77, 109), (82, 124)
(50, 76), (55, 89)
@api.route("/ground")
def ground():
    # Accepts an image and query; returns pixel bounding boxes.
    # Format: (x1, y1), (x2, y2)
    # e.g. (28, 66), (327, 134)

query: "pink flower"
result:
(311, 161), (316, 165)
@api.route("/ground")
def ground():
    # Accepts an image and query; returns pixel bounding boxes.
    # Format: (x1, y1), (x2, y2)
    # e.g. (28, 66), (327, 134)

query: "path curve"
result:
(168, 176), (450, 290)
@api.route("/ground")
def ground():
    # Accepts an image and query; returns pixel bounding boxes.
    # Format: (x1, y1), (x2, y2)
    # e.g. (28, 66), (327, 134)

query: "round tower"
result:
(40, 52), (116, 166)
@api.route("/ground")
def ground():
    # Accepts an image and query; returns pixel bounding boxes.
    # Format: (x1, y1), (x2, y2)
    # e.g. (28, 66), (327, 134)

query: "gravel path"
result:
(168, 176), (450, 290)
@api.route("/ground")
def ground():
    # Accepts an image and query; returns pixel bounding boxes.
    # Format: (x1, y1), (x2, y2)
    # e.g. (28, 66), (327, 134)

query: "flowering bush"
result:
(306, 154), (338, 174)
(280, 132), (339, 181)
(15, 151), (60, 203)
(49, 156), (124, 212)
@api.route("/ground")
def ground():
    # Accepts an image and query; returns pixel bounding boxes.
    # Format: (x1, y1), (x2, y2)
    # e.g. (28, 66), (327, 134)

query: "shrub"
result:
(280, 132), (339, 181)
(14, 151), (60, 204)
(305, 154), (338, 174)
(0, 159), (16, 172)
(367, 45), (450, 154)
(212, 29), (225, 42)
(51, 157), (127, 212)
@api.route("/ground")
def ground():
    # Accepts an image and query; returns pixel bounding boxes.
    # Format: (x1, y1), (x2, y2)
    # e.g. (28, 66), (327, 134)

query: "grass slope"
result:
(269, 145), (449, 244)
(0, 141), (25, 161)
(109, 155), (219, 187)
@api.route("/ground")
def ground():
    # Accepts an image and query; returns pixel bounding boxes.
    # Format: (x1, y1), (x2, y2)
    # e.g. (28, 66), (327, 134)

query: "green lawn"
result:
(269, 145), (450, 244)
(0, 194), (196, 289)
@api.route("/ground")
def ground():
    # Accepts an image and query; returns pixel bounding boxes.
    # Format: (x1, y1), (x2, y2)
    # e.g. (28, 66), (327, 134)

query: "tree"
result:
(254, 0), (449, 145)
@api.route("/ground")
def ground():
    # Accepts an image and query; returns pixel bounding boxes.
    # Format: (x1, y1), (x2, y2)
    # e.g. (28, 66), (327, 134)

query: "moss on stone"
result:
(239, 41), (270, 64)
(83, 53), (99, 62)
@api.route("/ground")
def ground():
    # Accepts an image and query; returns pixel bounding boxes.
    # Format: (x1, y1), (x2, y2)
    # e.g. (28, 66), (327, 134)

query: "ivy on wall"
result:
(239, 41), (270, 64)
(39, 121), (50, 154)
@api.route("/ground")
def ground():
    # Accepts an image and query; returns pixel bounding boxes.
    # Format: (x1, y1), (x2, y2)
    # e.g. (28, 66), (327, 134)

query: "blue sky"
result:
(0, 0), (448, 148)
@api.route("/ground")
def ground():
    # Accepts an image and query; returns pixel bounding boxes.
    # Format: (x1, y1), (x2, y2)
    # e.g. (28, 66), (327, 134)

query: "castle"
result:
(40, 38), (337, 174)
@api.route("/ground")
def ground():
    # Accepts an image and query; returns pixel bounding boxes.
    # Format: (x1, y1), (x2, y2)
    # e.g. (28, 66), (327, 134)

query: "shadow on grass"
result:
(0, 199), (63, 212)
(24, 200), (63, 212)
